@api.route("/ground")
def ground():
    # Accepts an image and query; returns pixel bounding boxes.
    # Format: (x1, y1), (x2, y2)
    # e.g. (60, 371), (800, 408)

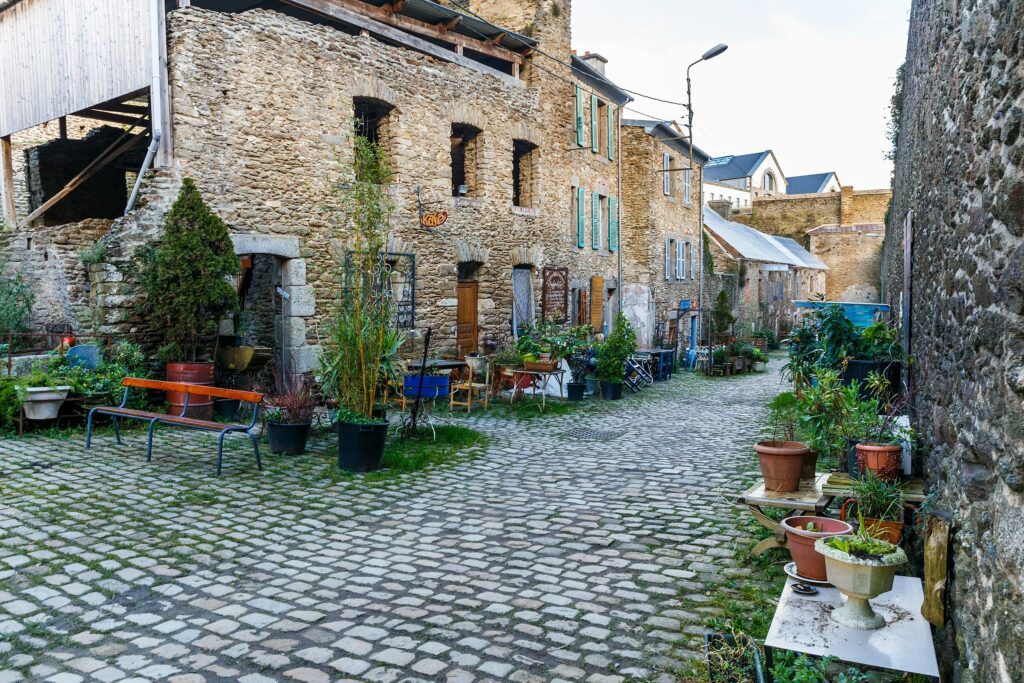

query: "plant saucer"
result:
(784, 562), (832, 587)
(791, 583), (819, 596)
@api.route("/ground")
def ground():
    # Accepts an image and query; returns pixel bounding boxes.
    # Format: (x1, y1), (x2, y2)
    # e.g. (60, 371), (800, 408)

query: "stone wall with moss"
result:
(882, 1), (1024, 680)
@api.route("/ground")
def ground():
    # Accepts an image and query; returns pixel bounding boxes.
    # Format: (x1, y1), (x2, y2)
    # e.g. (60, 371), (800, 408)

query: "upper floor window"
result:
(663, 153), (673, 196)
(353, 97), (393, 148)
(683, 168), (692, 203)
(512, 139), (538, 208)
(451, 124), (482, 197)
(763, 172), (776, 192)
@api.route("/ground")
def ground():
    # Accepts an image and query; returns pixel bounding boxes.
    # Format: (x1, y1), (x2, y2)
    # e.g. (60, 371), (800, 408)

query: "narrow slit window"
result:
(451, 124), (482, 197)
(512, 139), (538, 208)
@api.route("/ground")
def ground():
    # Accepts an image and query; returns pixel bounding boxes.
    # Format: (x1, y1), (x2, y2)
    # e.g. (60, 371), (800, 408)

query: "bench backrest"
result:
(122, 377), (263, 404)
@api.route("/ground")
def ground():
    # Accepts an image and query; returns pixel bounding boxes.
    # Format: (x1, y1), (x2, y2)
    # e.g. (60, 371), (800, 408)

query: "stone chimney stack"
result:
(840, 185), (854, 225)
(580, 51), (608, 75)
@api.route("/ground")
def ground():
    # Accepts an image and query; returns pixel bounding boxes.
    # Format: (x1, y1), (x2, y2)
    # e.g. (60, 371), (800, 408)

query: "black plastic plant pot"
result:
(267, 421), (312, 455)
(214, 398), (241, 421)
(841, 359), (901, 399)
(566, 382), (586, 401)
(704, 633), (766, 683)
(338, 420), (389, 472)
(600, 381), (623, 400)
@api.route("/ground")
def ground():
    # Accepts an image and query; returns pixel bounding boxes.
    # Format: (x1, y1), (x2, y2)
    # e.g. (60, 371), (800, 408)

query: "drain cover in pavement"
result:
(563, 427), (625, 441)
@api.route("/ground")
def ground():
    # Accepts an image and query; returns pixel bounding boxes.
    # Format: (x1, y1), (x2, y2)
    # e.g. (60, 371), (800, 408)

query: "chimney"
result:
(839, 185), (854, 225)
(580, 51), (608, 75)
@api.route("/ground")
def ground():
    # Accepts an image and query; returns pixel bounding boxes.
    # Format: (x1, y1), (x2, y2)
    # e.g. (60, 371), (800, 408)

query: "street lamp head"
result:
(701, 43), (728, 61)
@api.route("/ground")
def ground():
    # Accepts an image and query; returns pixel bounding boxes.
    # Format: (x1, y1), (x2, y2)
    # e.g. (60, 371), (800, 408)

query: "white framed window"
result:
(663, 153), (672, 195)
(683, 168), (692, 204)
(664, 238), (672, 279)
(764, 172), (775, 192)
(675, 240), (685, 280)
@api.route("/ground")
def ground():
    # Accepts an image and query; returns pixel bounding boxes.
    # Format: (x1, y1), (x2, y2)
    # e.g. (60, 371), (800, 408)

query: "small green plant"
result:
(492, 345), (521, 367)
(711, 290), (735, 335)
(849, 470), (905, 522)
(825, 514), (901, 561)
(0, 271), (34, 338)
(79, 240), (107, 266)
(764, 391), (800, 442)
(594, 312), (636, 383)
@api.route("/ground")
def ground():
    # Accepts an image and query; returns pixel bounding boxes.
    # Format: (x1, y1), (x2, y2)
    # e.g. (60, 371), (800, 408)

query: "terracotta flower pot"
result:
(856, 442), (902, 481)
(801, 450), (819, 481)
(754, 441), (809, 492)
(862, 518), (904, 544)
(780, 516), (853, 581)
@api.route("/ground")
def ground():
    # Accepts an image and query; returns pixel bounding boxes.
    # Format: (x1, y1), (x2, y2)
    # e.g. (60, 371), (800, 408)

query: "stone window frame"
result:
(450, 123), (483, 198)
(763, 171), (776, 192)
(512, 139), (539, 209)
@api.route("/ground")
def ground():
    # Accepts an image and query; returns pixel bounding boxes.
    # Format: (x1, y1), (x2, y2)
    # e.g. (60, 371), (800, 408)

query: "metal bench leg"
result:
(216, 431), (227, 476)
(249, 432), (262, 471)
(86, 408), (96, 449)
(112, 416), (122, 445)
(146, 419), (160, 462)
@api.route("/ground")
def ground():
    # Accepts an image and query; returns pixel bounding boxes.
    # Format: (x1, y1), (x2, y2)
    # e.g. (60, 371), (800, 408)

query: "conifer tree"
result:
(142, 178), (238, 362)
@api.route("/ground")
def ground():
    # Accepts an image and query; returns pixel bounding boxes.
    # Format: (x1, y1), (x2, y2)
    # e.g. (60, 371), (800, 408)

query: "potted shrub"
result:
(711, 346), (728, 374)
(853, 373), (912, 481)
(755, 392), (809, 492)
(841, 470), (906, 544)
(139, 178), (239, 419)
(595, 313), (636, 400)
(492, 346), (522, 391)
(843, 320), (903, 397)
(319, 135), (400, 473)
(751, 348), (768, 372)
(711, 290), (735, 343)
(266, 373), (315, 455)
(816, 521), (908, 630)
(779, 515), (854, 582)
(515, 332), (542, 365)
(18, 367), (71, 420)
(566, 351), (589, 401)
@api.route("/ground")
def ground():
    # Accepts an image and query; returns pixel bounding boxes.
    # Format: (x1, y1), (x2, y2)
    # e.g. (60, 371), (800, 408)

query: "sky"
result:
(572, 1), (911, 189)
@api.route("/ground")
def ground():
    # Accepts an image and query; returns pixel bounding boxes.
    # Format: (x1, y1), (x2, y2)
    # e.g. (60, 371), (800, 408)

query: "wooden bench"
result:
(86, 378), (264, 476)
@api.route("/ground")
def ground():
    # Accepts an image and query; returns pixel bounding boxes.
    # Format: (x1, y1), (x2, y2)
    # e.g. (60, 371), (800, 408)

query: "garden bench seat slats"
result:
(85, 377), (263, 476)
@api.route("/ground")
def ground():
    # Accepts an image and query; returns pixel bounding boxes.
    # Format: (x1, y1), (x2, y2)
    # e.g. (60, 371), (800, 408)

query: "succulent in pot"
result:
(265, 372), (315, 455)
(755, 392), (810, 492)
(816, 519), (907, 630)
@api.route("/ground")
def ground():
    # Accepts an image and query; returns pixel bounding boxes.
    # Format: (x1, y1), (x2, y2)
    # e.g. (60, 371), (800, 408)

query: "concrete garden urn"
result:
(22, 386), (71, 420)
(815, 536), (907, 630)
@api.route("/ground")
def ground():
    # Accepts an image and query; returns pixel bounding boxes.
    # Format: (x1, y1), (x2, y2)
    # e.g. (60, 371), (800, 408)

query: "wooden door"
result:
(456, 280), (478, 357)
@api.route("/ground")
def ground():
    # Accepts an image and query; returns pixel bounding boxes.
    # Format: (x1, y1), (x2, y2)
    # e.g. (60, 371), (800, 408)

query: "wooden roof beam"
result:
(438, 15), (461, 31)
(383, 0), (406, 15)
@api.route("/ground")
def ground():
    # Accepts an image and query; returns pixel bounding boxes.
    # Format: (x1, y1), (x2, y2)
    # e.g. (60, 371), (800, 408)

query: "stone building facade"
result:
(808, 223), (885, 301)
(620, 119), (705, 348)
(881, 1), (1024, 680)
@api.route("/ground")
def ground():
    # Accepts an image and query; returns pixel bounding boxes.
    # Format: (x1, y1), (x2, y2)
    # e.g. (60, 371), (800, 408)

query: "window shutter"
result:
(676, 241), (684, 280)
(575, 86), (584, 147)
(590, 275), (604, 329)
(665, 238), (672, 279)
(683, 168), (692, 203)
(576, 186), (585, 248)
(607, 104), (615, 160)
(591, 192), (601, 249)
(663, 153), (671, 195)
(691, 242), (697, 279)
(590, 94), (599, 153)
(608, 196), (618, 252)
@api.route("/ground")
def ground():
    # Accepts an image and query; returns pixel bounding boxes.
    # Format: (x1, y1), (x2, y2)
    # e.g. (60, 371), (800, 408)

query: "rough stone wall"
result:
(810, 228), (885, 302)
(620, 125), (701, 347)
(881, 1), (1024, 681)
(739, 187), (891, 247)
(850, 188), (891, 224)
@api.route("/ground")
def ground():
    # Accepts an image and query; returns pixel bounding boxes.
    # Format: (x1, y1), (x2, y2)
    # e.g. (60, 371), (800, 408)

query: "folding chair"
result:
(449, 362), (491, 413)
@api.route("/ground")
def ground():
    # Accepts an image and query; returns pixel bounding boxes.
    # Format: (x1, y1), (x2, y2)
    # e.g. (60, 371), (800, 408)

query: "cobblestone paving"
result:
(0, 368), (784, 682)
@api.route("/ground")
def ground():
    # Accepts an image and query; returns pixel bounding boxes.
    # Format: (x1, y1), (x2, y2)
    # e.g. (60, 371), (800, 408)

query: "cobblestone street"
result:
(0, 368), (784, 683)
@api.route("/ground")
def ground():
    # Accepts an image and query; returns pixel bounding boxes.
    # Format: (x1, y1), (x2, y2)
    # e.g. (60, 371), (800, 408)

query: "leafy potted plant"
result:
(853, 373), (911, 482)
(566, 351), (590, 401)
(841, 470), (906, 544)
(18, 367), (71, 421)
(779, 516), (853, 582)
(751, 347), (769, 372)
(755, 392), (809, 492)
(594, 313), (636, 400)
(266, 373), (315, 455)
(816, 519), (908, 630)
(139, 178), (239, 419)
(319, 136), (398, 473)
(515, 332), (542, 365)
(492, 345), (522, 391)
(843, 320), (903, 396)
(711, 346), (728, 374)
(218, 313), (255, 372)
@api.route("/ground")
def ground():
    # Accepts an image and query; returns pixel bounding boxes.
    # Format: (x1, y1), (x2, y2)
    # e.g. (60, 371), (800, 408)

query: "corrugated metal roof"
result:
(703, 206), (804, 267)
(363, 0), (536, 51)
(770, 236), (827, 270)
(807, 223), (884, 235)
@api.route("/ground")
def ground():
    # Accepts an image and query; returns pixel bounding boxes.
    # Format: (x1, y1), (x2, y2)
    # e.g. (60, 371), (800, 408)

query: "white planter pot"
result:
(753, 361), (767, 372)
(22, 386), (71, 420)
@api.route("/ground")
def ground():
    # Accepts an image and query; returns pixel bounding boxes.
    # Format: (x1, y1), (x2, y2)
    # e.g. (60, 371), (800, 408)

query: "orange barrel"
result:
(165, 361), (215, 420)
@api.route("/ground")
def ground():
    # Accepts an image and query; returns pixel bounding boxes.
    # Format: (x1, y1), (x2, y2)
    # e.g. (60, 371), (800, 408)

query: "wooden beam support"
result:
(90, 102), (150, 116)
(78, 109), (148, 127)
(280, 0), (523, 84)
(0, 136), (15, 227)
(58, 117), (67, 140)
(383, 0), (406, 15)
(438, 16), (462, 31)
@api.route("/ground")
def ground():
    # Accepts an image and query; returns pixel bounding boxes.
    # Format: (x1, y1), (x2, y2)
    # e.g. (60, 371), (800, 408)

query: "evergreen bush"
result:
(140, 178), (239, 362)
(595, 312), (636, 383)
(711, 290), (735, 335)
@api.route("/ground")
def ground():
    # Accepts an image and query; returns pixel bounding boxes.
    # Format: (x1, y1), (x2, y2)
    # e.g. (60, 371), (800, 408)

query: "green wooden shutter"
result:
(590, 94), (599, 152)
(575, 86), (584, 147)
(576, 187), (585, 248)
(591, 192), (600, 249)
(607, 104), (615, 160)
(608, 196), (618, 252)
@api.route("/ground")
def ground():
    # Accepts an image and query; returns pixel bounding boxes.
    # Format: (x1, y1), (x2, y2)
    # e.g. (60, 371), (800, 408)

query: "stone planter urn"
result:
(815, 536), (907, 630)
(22, 386), (72, 420)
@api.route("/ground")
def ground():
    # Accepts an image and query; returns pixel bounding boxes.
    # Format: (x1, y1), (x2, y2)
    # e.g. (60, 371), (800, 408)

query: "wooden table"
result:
(764, 576), (939, 679)
(735, 472), (834, 556)
(509, 369), (565, 411)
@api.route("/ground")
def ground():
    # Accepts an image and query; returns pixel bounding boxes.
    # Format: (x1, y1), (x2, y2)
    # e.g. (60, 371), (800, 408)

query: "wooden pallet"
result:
(822, 472), (926, 503)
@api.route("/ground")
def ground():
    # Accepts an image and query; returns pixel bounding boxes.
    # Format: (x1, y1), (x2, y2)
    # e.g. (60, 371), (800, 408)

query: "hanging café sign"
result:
(420, 210), (448, 228)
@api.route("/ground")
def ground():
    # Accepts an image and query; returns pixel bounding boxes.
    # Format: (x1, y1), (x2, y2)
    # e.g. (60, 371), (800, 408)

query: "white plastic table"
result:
(764, 576), (939, 679)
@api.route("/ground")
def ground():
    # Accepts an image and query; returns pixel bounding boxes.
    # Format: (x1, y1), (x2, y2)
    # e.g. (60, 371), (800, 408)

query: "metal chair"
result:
(694, 346), (710, 373)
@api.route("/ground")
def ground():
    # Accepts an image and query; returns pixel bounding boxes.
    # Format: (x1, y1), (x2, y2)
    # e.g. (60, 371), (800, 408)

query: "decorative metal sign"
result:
(421, 210), (448, 228)
(541, 267), (568, 323)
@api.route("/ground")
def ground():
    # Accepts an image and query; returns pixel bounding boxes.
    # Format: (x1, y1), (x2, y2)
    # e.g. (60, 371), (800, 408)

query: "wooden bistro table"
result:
(509, 368), (565, 411)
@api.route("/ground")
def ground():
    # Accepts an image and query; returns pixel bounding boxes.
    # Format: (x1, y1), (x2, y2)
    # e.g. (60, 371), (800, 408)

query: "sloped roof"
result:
(622, 119), (710, 163)
(571, 55), (631, 106)
(703, 151), (770, 182)
(704, 206), (804, 266)
(786, 172), (835, 194)
(770, 236), (827, 270)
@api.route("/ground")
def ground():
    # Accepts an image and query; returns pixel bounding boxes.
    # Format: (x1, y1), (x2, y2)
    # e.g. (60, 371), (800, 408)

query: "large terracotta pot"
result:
(856, 442), (902, 481)
(754, 441), (809, 492)
(166, 361), (215, 420)
(780, 516), (853, 581)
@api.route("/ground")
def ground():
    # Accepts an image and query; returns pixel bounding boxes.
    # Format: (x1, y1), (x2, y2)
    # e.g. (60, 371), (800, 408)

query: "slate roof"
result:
(622, 119), (710, 163)
(702, 151), (771, 182)
(786, 172), (835, 194)
(571, 55), (632, 106)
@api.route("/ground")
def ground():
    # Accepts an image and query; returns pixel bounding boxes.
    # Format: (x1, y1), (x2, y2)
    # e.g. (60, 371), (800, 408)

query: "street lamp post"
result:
(686, 43), (727, 351)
